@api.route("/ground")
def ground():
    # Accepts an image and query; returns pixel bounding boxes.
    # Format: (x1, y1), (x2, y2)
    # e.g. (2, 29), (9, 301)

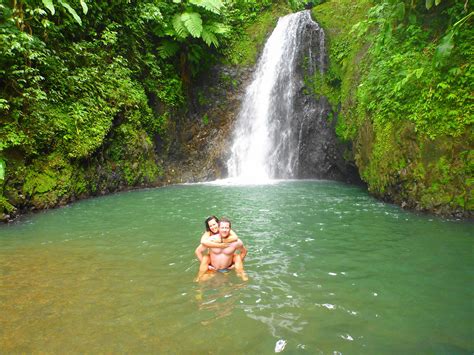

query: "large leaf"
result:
(435, 31), (454, 59)
(158, 40), (180, 59)
(42, 0), (55, 15)
(201, 27), (219, 47)
(0, 159), (5, 181)
(172, 13), (189, 38)
(59, 1), (82, 25)
(181, 12), (202, 38)
(80, 0), (88, 15)
(189, 0), (223, 15)
(425, 0), (434, 9)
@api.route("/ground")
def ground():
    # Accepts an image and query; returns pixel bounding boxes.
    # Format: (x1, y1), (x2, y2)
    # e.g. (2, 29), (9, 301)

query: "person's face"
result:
(208, 219), (219, 234)
(219, 222), (230, 237)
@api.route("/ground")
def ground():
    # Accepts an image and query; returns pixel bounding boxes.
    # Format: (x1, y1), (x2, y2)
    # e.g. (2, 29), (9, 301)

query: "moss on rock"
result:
(312, 0), (472, 217)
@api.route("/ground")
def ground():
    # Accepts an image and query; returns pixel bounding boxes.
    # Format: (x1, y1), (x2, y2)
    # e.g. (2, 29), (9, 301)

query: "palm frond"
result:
(201, 27), (219, 47)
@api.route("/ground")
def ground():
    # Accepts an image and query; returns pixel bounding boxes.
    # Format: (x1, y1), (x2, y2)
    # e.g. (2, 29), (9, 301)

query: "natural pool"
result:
(0, 180), (472, 353)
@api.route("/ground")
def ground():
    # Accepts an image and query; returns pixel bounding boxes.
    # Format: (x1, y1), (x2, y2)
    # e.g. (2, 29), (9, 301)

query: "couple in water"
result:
(194, 216), (248, 282)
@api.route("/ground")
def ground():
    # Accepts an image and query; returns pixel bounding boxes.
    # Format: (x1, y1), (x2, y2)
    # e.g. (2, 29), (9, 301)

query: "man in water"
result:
(200, 217), (248, 281)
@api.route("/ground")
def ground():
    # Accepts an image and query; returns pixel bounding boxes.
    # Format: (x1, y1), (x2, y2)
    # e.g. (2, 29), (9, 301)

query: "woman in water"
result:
(194, 216), (242, 281)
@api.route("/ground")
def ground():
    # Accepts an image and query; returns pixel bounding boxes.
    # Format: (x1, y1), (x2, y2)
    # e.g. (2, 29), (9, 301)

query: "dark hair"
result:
(204, 216), (219, 232)
(219, 217), (231, 229)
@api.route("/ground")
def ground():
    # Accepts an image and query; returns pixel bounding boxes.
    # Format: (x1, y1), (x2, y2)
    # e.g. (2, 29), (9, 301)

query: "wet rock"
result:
(162, 65), (254, 183)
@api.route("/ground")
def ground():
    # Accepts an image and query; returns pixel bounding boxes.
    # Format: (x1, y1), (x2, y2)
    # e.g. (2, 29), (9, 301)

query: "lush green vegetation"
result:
(312, 0), (472, 215)
(1, 0), (471, 219)
(0, 0), (300, 220)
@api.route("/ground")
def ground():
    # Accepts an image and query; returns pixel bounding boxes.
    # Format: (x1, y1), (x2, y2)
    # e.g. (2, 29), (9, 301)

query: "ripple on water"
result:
(0, 180), (472, 353)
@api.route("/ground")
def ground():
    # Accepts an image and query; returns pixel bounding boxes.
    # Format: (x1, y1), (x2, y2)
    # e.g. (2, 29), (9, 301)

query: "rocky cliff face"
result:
(291, 17), (359, 182)
(159, 65), (254, 184)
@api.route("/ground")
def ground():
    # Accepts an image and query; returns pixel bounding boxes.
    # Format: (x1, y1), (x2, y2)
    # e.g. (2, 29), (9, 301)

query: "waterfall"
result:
(227, 10), (327, 182)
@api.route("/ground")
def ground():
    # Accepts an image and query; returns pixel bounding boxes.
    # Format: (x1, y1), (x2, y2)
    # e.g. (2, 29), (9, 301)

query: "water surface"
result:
(0, 180), (472, 353)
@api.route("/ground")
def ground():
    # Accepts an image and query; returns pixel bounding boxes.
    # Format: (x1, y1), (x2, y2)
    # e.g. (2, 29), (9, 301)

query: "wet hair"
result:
(219, 217), (231, 229)
(204, 215), (219, 232)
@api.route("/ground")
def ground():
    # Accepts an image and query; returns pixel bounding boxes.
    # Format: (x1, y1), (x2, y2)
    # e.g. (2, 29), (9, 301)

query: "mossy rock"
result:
(22, 153), (74, 209)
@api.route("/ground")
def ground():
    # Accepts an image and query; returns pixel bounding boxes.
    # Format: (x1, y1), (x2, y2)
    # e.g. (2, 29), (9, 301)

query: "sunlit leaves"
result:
(201, 27), (218, 47)
(139, 3), (162, 21)
(181, 12), (203, 38)
(189, 0), (223, 15)
(79, 0), (88, 15)
(426, 0), (443, 9)
(200, 23), (228, 47)
(42, 0), (55, 15)
(0, 159), (5, 181)
(206, 22), (229, 35)
(40, 0), (87, 25)
(60, 1), (81, 25)
(169, 8), (225, 46)
(172, 14), (188, 38)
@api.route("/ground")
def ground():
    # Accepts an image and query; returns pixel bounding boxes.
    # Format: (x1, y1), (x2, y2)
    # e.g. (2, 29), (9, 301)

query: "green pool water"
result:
(0, 180), (472, 353)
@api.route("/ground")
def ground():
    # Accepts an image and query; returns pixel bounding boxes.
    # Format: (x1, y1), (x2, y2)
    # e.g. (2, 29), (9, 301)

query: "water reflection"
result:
(195, 276), (247, 326)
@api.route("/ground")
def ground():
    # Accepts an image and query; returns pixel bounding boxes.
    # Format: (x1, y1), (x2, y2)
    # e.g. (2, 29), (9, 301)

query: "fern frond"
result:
(172, 13), (189, 38)
(189, 0), (223, 15)
(181, 12), (202, 38)
(206, 22), (229, 35)
(157, 40), (180, 59)
(188, 44), (204, 64)
(201, 27), (219, 47)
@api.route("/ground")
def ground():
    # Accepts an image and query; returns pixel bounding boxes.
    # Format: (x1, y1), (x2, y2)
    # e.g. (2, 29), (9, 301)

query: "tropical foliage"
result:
(0, 0), (294, 219)
(313, 0), (472, 214)
(1, 0), (471, 219)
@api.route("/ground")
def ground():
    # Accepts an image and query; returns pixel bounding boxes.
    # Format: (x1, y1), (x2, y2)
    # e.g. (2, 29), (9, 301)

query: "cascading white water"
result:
(227, 11), (325, 182)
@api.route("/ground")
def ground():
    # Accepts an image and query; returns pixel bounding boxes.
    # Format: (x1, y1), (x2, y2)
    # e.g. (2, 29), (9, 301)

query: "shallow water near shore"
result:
(0, 180), (472, 353)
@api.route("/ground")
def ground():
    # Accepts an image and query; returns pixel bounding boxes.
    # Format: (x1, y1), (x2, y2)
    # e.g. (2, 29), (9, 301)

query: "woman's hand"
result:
(202, 241), (230, 248)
